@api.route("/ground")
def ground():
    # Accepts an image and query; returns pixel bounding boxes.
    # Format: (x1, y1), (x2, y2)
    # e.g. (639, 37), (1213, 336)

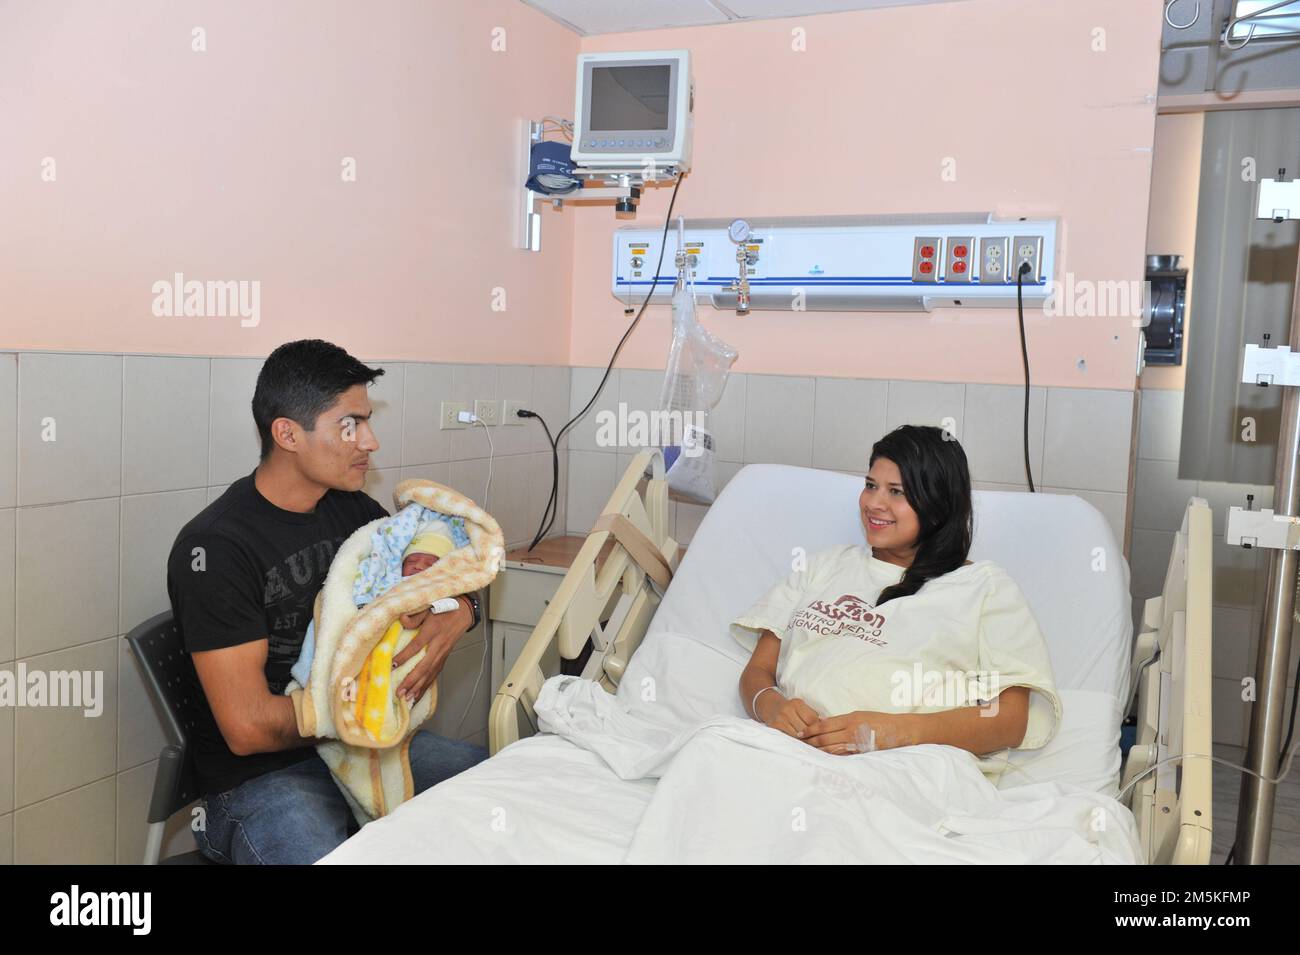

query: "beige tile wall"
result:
(0, 351), (570, 863)
(1130, 387), (1291, 748)
(23, 356), (1277, 857)
(566, 368), (1133, 559)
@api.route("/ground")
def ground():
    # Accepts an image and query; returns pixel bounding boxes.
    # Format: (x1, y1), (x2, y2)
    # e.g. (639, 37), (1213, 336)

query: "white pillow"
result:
(996, 689), (1123, 796)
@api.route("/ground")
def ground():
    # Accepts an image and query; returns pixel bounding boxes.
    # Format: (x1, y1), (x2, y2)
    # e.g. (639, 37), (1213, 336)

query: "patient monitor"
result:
(571, 50), (693, 175)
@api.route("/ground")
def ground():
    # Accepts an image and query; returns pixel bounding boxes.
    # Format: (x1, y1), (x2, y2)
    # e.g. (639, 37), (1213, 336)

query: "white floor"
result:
(1209, 743), (1300, 864)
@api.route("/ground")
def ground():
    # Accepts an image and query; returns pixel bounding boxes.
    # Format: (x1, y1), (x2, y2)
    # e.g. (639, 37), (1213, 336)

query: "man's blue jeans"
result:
(195, 730), (487, 864)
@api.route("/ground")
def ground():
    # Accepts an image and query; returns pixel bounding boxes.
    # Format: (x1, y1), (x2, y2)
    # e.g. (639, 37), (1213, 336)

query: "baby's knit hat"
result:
(402, 519), (455, 560)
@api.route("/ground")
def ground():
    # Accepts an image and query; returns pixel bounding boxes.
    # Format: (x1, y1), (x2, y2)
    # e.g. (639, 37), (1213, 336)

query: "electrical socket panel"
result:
(911, 236), (941, 284)
(946, 236), (974, 284)
(1012, 235), (1044, 283)
(440, 401), (468, 430)
(473, 399), (502, 426)
(502, 399), (526, 426)
(980, 237), (1009, 284)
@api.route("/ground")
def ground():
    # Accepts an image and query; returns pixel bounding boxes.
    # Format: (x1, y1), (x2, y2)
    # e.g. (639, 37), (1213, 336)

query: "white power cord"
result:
(455, 611), (491, 740)
(463, 415), (494, 510)
(451, 412), (495, 739)
(1117, 742), (1300, 803)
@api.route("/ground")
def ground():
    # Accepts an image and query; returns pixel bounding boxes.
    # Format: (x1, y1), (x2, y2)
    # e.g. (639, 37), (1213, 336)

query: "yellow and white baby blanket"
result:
(287, 479), (503, 823)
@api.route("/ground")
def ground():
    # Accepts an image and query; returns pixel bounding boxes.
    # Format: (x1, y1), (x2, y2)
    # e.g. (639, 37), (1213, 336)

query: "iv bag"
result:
(658, 270), (738, 505)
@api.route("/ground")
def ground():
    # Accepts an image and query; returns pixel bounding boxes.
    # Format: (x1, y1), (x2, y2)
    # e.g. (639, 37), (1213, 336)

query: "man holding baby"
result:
(166, 339), (488, 864)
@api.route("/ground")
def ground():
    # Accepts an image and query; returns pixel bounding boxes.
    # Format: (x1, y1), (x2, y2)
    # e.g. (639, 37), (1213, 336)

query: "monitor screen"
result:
(589, 65), (671, 131)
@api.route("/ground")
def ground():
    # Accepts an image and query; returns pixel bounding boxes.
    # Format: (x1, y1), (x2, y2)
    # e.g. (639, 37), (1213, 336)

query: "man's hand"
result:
(399, 607), (430, 631)
(391, 595), (475, 704)
(803, 711), (912, 755)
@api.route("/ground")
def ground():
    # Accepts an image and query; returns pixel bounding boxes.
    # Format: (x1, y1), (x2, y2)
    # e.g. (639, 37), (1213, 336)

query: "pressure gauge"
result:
(728, 218), (751, 244)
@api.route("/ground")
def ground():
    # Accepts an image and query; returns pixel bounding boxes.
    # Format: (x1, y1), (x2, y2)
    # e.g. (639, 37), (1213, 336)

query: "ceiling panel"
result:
(522, 0), (969, 35)
(520, 0), (730, 35)
(521, 0), (1299, 93)
(724, 0), (963, 16)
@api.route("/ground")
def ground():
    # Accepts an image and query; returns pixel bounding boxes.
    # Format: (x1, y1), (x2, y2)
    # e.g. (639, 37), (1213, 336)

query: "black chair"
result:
(125, 610), (220, 864)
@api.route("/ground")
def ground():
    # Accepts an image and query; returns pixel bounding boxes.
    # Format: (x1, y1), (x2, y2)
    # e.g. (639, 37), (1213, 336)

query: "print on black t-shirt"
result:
(165, 470), (388, 796)
(261, 537), (345, 690)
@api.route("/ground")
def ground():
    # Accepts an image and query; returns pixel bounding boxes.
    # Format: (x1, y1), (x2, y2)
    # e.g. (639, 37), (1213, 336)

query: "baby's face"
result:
(402, 552), (439, 576)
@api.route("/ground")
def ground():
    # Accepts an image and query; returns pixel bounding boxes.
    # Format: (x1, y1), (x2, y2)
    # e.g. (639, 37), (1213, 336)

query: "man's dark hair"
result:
(252, 339), (384, 461)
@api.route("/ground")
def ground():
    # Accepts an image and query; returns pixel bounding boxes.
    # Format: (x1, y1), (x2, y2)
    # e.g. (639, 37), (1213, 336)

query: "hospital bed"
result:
(322, 451), (1212, 864)
(1121, 495), (1214, 864)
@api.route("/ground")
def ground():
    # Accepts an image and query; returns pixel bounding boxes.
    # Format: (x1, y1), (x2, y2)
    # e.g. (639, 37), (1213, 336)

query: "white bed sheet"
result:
(324, 734), (651, 864)
(322, 464), (1135, 864)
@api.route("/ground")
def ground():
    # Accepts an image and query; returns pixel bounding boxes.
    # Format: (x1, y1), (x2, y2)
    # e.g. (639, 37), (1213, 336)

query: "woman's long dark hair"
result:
(869, 425), (973, 607)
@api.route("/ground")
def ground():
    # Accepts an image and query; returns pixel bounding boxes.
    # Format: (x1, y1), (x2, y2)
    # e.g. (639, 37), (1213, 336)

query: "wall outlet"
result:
(1012, 235), (1044, 283)
(911, 236), (941, 284)
(502, 400), (526, 425)
(980, 236), (1009, 284)
(473, 399), (502, 426)
(439, 401), (469, 430)
(946, 235), (974, 284)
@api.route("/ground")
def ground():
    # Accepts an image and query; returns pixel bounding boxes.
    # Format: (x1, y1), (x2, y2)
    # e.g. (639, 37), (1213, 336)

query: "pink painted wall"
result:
(570, 0), (1165, 389)
(0, 0), (577, 363)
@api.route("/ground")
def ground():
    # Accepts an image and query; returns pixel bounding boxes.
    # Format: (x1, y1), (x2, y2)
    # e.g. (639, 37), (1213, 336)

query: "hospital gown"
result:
(730, 545), (1062, 783)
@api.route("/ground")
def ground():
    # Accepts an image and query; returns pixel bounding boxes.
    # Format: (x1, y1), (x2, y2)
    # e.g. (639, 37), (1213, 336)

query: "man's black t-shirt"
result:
(165, 470), (388, 796)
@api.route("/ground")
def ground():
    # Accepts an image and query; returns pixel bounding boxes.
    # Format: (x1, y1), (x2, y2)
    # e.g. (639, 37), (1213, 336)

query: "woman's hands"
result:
(802, 710), (912, 755)
(740, 630), (910, 754)
(755, 692), (821, 741)
(741, 632), (820, 740)
(757, 698), (911, 755)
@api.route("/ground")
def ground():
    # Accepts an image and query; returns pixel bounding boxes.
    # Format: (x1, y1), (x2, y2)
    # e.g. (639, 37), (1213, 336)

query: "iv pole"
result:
(1235, 173), (1300, 863)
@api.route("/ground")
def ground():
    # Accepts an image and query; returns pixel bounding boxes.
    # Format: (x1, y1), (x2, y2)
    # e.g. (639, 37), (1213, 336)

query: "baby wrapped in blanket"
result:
(287, 478), (503, 823)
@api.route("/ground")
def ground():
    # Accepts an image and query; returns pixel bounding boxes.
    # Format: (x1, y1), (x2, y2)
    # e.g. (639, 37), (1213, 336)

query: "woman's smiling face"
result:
(859, 457), (922, 566)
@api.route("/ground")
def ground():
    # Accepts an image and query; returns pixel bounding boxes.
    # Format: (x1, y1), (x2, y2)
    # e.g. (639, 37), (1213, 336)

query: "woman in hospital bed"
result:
(323, 423), (1139, 864)
(735, 424), (1061, 784)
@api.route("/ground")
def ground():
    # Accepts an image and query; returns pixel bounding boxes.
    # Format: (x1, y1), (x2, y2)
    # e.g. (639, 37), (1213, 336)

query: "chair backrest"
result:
(125, 610), (207, 820)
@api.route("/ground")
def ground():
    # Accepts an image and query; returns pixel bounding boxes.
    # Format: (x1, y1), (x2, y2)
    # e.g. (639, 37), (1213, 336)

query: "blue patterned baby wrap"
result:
(290, 501), (469, 686)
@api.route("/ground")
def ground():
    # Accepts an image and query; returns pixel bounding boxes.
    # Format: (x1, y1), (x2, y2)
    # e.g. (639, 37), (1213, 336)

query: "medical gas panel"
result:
(612, 215), (1059, 312)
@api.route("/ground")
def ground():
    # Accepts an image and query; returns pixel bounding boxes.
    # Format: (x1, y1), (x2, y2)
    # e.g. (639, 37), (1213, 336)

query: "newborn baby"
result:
(347, 522), (457, 742)
(393, 533), (451, 632)
(290, 519), (458, 743)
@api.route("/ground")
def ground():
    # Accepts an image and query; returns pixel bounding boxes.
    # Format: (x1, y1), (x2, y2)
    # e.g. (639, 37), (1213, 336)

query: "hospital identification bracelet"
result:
(429, 593), (481, 630)
(752, 685), (781, 722)
(429, 597), (462, 615)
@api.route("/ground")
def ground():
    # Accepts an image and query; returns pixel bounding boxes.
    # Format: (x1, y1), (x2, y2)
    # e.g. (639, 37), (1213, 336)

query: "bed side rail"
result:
(1120, 496), (1213, 865)
(487, 450), (680, 754)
